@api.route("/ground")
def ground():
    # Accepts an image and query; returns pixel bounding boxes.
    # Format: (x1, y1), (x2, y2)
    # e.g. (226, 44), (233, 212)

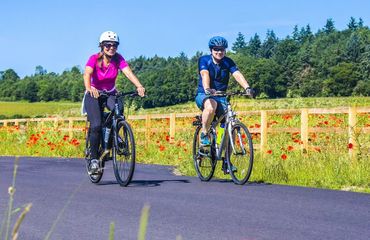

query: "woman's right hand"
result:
(87, 86), (99, 98)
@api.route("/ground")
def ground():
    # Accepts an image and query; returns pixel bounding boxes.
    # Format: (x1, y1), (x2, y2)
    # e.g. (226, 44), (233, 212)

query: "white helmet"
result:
(99, 31), (119, 44)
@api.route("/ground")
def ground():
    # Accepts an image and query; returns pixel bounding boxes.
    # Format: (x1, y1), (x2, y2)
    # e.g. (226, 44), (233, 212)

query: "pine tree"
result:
(347, 17), (358, 30)
(260, 30), (278, 58)
(323, 18), (336, 34)
(248, 33), (261, 57)
(232, 32), (247, 52)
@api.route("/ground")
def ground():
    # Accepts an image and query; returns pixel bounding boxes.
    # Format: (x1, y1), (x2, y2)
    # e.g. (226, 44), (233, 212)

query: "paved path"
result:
(0, 156), (369, 240)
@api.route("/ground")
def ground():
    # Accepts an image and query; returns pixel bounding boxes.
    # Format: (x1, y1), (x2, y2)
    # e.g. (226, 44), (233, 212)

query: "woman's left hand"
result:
(137, 86), (145, 97)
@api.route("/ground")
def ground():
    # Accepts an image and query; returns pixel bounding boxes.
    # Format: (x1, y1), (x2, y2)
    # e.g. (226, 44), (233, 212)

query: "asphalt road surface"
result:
(0, 156), (369, 240)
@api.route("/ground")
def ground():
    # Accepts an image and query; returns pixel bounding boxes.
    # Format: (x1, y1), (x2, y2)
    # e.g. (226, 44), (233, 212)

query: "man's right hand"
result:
(245, 87), (255, 98)
(205, 88), (217, 95)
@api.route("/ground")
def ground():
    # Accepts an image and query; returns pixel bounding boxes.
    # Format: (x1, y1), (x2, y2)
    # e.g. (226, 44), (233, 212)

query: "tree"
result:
(346, 32), (362, 62)
(323, 18), (336, 34)
(260, 30), (278, 58)
(248, 33), (261, 57)
(23, 78), (39, 102)
(232, 32), (246, 52)
(322, 63), (359, 96)
(2, 69), (19, 81)
(358, 18), (364, 28)
(292, 25), (300, 41)
(347, 17), (358, 30)
(35, 65), (47, 75)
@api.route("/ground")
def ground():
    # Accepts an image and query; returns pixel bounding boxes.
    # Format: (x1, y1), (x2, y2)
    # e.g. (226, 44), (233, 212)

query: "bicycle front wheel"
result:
(112, 121), (135, 186)
(225, 122), (254, 185)
(193, 126), (216, 181)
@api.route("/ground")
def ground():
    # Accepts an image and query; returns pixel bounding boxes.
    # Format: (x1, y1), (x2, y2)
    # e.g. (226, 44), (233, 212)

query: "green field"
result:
(0, 101), (80, 119)
(1, 96), (370, 119)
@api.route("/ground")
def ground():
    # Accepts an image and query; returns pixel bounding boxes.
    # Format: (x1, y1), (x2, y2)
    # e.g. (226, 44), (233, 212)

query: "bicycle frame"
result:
(209, 102), (237, 160)
(98, 91), (136, 159)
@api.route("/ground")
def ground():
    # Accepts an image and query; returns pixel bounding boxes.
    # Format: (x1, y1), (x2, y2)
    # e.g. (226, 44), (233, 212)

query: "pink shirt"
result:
(86, 53), (129, 92)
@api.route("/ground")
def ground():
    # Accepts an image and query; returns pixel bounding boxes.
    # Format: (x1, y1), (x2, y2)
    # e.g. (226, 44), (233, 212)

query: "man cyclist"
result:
(195, 36), (253, 147)
(83, 31), (145, 167)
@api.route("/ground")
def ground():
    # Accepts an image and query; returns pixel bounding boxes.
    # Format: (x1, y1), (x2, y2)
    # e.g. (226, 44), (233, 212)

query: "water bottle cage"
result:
(192, 120), (202, 126)
(193, 115), (202, 126)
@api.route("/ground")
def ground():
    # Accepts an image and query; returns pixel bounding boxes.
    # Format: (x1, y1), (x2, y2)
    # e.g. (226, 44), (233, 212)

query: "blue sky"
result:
(1, 0), (369, 78)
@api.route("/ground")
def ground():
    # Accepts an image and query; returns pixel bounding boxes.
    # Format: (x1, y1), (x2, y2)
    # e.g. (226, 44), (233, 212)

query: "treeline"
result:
(0, 17), (369, 109)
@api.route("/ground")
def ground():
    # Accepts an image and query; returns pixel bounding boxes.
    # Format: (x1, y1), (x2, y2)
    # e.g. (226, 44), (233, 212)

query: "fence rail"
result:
(1, 107), (369, 157)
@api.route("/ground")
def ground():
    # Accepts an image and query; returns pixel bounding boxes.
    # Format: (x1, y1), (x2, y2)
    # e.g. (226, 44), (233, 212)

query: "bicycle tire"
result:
(193, 126), (216, 181)
(225, 122), (254, 185)
(85, 125), (104, 183)
(112, 120), (135, 187)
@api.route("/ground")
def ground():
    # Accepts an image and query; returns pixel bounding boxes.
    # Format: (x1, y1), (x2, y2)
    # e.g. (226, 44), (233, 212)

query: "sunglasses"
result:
(212, 48), (225, 52)
(103, 43), (118, 49)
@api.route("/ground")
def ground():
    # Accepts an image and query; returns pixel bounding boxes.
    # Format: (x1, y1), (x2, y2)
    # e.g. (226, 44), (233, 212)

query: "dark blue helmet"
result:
(208, 36), (228, 49)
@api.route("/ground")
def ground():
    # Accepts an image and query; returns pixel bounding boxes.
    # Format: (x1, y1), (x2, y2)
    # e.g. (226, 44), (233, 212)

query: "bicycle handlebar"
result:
(208, 90), (255, 98)
(98, 90), (141, 98)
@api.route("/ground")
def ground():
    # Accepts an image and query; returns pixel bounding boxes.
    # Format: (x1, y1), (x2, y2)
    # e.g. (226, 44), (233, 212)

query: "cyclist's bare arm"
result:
(84, 66), (99, 98)
(121, 66), (145, 97)
(200, 70), (215, 93)
(232, 70), (250, 90)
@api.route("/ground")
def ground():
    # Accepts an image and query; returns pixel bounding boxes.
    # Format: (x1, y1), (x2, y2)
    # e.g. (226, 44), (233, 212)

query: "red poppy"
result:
(287, 146), (294, 151)
(348, 143), (354, 149)
(266, 150), (272, 154)
(281, 154), (287, 160)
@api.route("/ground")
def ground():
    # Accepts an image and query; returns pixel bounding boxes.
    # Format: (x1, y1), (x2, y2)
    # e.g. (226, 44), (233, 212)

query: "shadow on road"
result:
(208, 179), (272, 186)
(96, 179), (190, 187)
(130, 179), (190, 187)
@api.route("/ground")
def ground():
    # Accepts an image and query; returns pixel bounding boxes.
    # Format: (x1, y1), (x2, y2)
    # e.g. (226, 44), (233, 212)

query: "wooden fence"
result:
(1, 107), (369, 157)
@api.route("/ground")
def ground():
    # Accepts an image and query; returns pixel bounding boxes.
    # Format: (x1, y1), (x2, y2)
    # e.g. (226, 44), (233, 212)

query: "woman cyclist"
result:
(83, 30), (145, 163)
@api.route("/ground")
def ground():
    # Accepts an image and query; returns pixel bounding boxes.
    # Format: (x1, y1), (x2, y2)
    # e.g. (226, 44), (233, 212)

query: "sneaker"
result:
(88, 159), (100, 175)
(222, 161), (237, 174)
(200, 132), (210, 146)
(228, 165), (238, 174)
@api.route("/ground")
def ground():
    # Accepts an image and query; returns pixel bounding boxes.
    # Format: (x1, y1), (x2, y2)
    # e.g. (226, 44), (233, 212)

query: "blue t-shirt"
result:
(197, 55), (239, 94)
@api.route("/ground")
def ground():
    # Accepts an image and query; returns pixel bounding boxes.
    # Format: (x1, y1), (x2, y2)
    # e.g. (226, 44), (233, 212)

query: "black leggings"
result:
(84, 92), (119, 159)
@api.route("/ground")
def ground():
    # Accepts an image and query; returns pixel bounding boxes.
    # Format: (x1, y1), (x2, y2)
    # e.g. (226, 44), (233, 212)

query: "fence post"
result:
(145, 115), (151, 147)
(54, 118), (58, 129)
(300, 109), (309, 152)
(260, 110), (267, 154)
(68, 118), (73, 138)
(348, 107), (357, 159)
(170, 113), (176, 142)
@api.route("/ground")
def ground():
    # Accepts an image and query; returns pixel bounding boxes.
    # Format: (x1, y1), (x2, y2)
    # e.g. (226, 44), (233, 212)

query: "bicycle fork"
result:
(227, 122), (246, 155)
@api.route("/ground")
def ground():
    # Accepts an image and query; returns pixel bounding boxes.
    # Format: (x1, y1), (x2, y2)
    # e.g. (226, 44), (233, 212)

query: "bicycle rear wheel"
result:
(225, 122), (254, 185)
(85, 125), (104, 183)
(112, 120), (135, 186)
(193, 126), (216, 181)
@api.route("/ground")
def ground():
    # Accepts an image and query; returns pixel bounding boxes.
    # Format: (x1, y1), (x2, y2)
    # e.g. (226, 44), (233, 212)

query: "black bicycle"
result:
(192, 91), (254, 185)
(84, 91), (139, 186)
